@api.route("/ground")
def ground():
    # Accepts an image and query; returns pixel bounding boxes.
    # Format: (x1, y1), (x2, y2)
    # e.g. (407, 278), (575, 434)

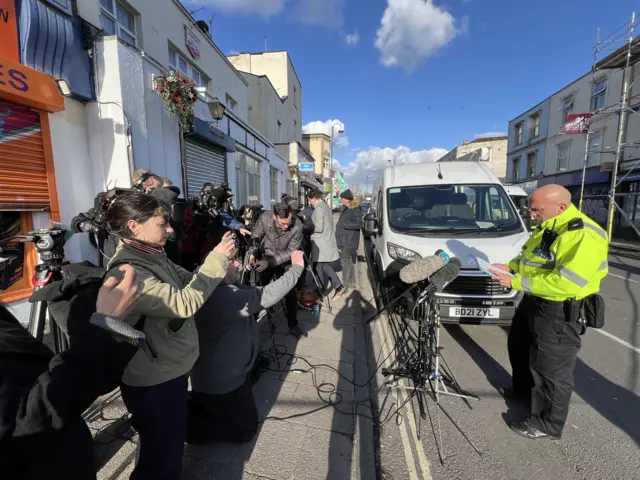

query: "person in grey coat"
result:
(309, 190), (344, 298)
(187, 251), (305, 445)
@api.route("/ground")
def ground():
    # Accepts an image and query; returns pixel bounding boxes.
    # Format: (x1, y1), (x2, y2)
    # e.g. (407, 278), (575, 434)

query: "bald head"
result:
(529, 184), (572, 224)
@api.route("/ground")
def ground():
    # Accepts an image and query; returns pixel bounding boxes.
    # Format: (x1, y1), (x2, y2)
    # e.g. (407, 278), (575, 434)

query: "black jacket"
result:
(336, 203), (362, 251)
(0, 306), (137, 479)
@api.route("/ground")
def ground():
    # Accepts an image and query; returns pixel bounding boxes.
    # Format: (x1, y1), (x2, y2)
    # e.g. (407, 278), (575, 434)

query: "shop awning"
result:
(186, 117), (236, 153)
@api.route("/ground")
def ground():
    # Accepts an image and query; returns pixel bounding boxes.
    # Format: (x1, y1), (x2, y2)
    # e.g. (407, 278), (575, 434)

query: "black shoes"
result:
(332, 285), (346, 299)
(498, 385), (530, 405)
(289, 325), (308, 339)
(509, 420), (561, 440)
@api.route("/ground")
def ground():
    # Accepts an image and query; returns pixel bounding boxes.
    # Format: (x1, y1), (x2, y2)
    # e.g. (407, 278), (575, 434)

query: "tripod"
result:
(382, 290), (481, 463)
(0, 228), (69, 353)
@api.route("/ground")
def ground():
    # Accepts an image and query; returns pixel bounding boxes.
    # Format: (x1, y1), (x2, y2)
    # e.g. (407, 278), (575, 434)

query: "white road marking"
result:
(608, 273), (640, 283)
(376, 315), (433, 480)
(594, 328), (640, 354)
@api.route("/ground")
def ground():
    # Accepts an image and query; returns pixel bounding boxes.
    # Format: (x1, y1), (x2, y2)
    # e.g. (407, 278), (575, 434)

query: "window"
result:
(235, 153), (261, 205)
(526, 151), (537, 178)
(226, 94), (237, 114)
(100, 0), (137, 46)
(591, 78), (607, 111)
(270, 167), (279, 206)
(386, 185), (520, 234)
(168, 46), (205, 87)
(512, 157), (521, 181)
(586, 131), (602, 166)
(514, 122), (523, 145)
(529, 113), (540, 138)
(561, 96), (574, 126)
(557, 143), (570, 171)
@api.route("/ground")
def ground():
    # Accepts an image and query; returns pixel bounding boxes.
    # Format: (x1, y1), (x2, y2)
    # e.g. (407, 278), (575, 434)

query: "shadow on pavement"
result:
(445, 325), (640, 448)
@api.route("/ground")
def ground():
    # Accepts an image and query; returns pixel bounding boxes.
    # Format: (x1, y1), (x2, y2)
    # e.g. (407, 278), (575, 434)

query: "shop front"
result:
(0, 52), (65, 304)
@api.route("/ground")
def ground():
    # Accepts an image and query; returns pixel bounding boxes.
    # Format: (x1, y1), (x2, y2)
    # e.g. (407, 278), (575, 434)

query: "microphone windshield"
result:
(429, 258), (461, 292)
(399, 254), (447, 284)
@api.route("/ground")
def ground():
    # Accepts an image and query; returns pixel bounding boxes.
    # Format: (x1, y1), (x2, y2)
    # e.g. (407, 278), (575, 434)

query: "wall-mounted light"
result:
(207, 98), (226, 121)
(55, 79), (72, 97)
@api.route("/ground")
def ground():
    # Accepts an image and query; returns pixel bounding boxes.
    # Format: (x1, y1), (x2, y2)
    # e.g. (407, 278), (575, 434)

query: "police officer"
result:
(491, 184), (608, 440)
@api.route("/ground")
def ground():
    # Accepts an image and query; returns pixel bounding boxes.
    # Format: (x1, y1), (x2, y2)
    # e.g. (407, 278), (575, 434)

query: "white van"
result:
(364, 162), (530, 325)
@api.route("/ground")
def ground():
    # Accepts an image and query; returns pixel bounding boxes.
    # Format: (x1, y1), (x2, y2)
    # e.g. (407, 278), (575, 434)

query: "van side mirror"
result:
(518, 206), (530, 218)
(363, 212), (379, 236)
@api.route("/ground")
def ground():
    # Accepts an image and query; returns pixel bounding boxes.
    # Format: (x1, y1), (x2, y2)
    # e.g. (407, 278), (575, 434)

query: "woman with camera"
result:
(105, 192), (236, 480)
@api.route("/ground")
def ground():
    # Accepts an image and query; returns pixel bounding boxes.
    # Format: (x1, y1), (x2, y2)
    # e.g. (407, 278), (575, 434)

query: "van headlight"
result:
(387, 242), (422, 261)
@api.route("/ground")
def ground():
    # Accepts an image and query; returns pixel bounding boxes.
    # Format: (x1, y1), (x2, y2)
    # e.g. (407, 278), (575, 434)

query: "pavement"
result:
(91, 247), (379, 479)
(364, 239), (640, 480)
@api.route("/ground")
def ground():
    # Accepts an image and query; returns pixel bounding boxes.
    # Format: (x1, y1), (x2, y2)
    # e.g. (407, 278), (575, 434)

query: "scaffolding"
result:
(578, 12), (640, 247)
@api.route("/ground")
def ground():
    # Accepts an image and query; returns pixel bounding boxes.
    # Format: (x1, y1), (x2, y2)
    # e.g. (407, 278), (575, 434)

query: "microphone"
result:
(89, 315), (156, 356)
(427, 258), (461, 293)
(399, 253), (448, 284)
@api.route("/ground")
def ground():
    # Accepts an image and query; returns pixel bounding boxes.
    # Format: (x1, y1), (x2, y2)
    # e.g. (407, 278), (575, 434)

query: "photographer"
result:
(0, 265), (142, 480)
(251, 202), (305, 338)
(187, 250), (305, 445)
(105, 192), (235, 480)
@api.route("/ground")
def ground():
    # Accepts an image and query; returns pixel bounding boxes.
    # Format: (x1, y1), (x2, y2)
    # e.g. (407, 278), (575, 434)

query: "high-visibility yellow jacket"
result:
(507, 203), (609, 301)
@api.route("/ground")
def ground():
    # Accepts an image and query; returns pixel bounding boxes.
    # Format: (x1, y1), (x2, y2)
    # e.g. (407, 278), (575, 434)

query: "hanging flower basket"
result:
(288, 164), (298, 180)
(155, 72), (198, 130)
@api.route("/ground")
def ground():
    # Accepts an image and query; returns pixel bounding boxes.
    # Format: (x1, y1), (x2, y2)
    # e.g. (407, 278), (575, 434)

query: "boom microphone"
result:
(400, 254), (448, 284)
(427, 258), (461, 293)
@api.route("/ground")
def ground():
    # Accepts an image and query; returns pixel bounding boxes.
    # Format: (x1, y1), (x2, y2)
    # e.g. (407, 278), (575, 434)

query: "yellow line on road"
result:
(375, 315), (433, 480)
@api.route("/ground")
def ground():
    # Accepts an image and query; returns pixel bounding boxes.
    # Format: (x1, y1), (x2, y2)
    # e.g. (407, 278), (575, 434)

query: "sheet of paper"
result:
(471, 256), (514, 277)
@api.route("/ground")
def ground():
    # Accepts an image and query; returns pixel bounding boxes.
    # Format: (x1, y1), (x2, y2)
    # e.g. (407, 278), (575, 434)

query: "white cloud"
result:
(341, 145), (448, 186)
(228, 49), (240, 56)
(474, 131), (507, 139)
(188, 0), (286, 16)
(293, 0), (344, 28)
(345, 30), (360, 45)
(375, 0), (468, 73)
(302, 119), (349, 148)
(332, 158), (343, 170)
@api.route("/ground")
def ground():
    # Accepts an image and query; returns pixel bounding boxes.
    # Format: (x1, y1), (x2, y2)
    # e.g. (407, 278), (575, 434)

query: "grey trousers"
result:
(340, 248), (357, 287)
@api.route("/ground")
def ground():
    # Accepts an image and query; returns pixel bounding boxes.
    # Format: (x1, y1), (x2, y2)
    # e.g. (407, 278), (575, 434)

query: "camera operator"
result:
(0, 265), (142, 480)
(187, 250), (305, 445)
(105, 192), (236, 480)
(250, 202), (305, 338)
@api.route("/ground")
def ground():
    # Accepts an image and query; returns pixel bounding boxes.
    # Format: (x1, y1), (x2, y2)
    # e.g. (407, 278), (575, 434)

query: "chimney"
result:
(462, 140), (469, 145)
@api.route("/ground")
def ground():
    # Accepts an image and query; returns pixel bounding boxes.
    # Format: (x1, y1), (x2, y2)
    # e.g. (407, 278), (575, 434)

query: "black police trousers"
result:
(508, 294), (582, 437)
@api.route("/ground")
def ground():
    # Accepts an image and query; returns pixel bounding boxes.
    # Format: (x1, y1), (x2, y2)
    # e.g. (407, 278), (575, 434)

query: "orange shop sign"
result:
(0, 0), (19, 61)
(0, 55), (65, 112)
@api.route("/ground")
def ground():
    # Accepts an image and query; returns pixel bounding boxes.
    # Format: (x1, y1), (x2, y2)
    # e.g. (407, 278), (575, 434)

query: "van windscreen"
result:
(387, 184), (521, 234)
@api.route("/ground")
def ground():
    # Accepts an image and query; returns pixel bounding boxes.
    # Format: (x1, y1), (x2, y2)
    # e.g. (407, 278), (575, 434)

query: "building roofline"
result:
(469, 136), (508, 144)
(174, 0), (248, 86)
(226, 51), (302, 87)
(240, 71), (286, 104)
(302, 132), (331, 141)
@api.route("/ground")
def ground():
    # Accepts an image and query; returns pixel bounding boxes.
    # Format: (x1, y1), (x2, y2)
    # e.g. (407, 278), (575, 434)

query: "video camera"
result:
(0, 227), (66, 291)
(191, 182), (234, 219)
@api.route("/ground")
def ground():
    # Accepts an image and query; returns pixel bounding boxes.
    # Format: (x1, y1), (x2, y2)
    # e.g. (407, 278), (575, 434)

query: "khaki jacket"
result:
(108, 242), (228, 387)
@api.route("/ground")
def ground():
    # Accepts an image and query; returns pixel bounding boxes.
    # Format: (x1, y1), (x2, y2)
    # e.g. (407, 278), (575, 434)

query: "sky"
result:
(185, 0), (639, 188)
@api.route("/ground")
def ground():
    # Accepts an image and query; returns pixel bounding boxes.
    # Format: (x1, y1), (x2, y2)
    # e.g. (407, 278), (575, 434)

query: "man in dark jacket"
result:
(187, 251), (304, 445)
(251, 202), (305, 337)
(336, 189), (363, 293)
(0, 265), (142, 479)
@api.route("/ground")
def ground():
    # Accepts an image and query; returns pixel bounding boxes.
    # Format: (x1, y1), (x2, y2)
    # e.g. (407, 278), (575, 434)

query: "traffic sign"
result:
(298, 162), (314, 171)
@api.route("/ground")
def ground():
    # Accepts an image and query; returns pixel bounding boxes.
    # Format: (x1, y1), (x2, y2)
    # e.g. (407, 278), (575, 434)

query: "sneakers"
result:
(509, 420), (561, 440)
(332, 285), (346, 299)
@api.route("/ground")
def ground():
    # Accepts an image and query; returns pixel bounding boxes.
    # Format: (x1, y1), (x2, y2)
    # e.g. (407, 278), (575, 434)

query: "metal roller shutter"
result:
(184, 137), (227, 199)
(0, 101), (50, 211)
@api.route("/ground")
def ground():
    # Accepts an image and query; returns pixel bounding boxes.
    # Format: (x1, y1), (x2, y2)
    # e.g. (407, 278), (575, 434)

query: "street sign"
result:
(299, 162), (314, 171)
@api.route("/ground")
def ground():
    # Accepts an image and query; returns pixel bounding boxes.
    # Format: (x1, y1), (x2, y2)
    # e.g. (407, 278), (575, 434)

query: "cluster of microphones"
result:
(398, 249), (462, 293)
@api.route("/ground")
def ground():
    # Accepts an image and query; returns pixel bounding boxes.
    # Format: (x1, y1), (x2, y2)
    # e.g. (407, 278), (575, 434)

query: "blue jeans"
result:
(121, 376), (189, 480)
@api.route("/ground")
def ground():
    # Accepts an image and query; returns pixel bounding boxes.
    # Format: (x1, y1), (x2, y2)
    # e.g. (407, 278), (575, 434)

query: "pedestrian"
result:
(491, 184), (609, 440)
(308, 190), (343, 297)
(336, 189), (363, 294)
(105, 192), (235, 479)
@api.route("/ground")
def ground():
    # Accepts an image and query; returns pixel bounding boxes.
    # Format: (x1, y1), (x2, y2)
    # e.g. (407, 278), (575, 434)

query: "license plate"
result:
(449, 307), (500, 318)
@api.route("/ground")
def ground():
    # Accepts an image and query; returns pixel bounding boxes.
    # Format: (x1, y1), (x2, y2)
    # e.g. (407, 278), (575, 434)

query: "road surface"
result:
(363, 243), (640, 480)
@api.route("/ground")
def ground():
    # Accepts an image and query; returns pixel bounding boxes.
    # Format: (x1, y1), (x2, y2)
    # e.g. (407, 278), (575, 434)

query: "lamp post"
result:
(329, 123), (345, 177)
(207, 97), (226, 124)
(366, 174), (373, 195)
